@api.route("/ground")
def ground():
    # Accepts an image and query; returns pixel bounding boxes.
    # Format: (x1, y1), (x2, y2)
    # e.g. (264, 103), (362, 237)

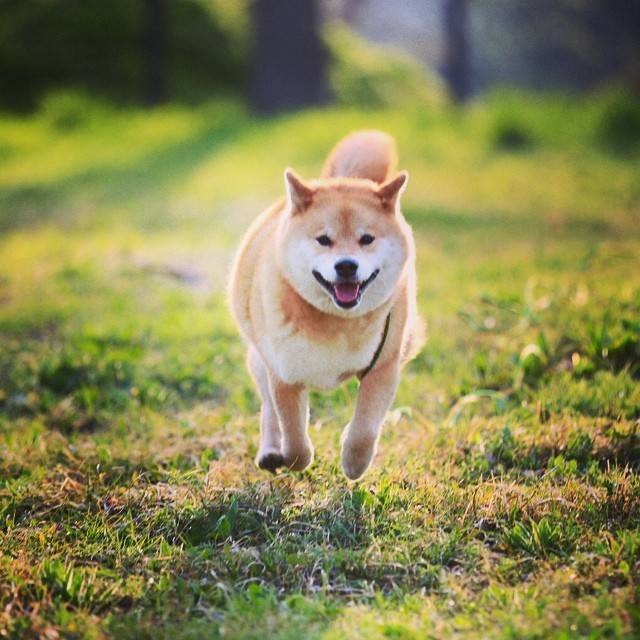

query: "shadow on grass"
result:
(165, 481), (442, 597)
(0, 114), (245, 232)
(463, 424), (640, 484)
(179, 486), (374, 550)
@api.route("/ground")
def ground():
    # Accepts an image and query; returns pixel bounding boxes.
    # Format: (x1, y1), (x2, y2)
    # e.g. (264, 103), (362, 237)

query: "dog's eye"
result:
(359, 234), (375, 246)
(316, 234), (332, 247)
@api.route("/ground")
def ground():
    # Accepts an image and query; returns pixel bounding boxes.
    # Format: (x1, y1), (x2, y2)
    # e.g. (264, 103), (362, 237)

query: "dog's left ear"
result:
(284, 168), (316, 213)
(376, 170), (408, 212)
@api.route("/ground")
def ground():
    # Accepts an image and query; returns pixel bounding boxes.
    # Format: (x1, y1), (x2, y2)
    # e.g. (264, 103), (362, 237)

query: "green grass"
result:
(0, 90), (639, 639)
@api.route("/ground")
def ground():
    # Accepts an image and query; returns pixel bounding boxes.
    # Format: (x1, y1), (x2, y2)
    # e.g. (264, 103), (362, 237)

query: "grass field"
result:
(1, 91), (639, 639)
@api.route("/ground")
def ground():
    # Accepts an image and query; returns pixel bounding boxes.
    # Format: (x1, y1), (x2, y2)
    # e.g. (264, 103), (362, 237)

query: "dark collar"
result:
(358, 312), (391, 379)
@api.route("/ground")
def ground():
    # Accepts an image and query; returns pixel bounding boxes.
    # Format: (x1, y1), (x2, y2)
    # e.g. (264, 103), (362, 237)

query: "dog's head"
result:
(276, 169), (411, 316)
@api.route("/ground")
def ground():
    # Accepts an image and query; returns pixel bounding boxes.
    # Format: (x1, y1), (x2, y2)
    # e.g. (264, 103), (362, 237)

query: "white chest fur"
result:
(261, 325), (381, 389)
(254, 259), (392, 389)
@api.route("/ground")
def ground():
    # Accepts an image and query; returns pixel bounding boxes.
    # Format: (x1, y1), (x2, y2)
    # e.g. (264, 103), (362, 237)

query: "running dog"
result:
(228, 130), (424, 479)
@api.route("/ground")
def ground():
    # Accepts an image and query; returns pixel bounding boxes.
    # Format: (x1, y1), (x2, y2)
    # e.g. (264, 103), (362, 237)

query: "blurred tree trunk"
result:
(250, 0), (329, 114)
(442, 0), (470, 102)
(142, 0), (167, 106)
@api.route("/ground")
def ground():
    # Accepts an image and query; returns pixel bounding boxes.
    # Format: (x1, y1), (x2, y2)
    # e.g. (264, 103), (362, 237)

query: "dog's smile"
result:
(312, 269), (380, 309)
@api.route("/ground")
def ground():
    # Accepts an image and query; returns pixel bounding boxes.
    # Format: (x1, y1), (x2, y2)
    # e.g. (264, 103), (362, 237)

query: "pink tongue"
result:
(334, 282), (360, 303)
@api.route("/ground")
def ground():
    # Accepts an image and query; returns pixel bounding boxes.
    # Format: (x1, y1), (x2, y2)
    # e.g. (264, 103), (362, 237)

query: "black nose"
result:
(334, 259), (358, 279)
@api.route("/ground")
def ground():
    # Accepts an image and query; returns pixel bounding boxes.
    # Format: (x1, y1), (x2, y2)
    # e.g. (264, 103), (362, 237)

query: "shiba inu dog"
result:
(228, 130), (424, 479)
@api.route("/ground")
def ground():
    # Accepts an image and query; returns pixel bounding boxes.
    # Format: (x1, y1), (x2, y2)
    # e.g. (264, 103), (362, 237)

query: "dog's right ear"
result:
(284, 168), (315, 213)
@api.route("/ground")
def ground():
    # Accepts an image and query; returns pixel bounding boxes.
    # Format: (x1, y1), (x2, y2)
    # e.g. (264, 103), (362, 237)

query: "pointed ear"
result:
(284, 168), (315, 213)
(376, 170), (408, 212)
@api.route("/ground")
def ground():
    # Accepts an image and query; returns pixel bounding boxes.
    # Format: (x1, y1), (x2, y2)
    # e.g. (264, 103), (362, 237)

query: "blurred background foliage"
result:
(0, 0), (249, 110)
(1, 0), (639, 112)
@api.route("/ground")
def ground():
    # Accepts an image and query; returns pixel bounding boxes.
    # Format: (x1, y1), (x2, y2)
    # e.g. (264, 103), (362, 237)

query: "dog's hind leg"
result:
(269, 378), (314, 472)
(248, 347), (284, 473)
(341, 360), (400, 480)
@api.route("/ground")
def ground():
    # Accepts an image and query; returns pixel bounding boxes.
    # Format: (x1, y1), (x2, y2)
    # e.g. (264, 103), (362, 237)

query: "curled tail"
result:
(321, 130), (397, 184)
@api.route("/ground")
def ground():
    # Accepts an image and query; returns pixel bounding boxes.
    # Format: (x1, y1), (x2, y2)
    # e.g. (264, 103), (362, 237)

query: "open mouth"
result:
(312, 269), (380, 309)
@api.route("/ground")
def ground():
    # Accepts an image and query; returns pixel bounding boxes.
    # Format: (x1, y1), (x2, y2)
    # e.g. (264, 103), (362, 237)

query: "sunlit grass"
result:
(0, 90), (639, 638)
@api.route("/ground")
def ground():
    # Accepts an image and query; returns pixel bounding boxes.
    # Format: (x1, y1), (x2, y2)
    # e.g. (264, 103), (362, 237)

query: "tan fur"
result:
(228, 130), (424, 479)
(321, 130), (398, 183)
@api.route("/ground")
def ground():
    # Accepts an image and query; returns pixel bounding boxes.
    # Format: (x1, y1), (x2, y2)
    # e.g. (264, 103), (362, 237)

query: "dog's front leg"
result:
(248, 347), (284, 472)
(270, 377), (314, 471)
(341, 360), (400, 479)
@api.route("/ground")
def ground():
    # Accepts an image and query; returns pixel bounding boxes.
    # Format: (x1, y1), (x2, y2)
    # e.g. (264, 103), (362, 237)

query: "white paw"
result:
(341, 439), (376, 480)
(283, 444), (314, 471)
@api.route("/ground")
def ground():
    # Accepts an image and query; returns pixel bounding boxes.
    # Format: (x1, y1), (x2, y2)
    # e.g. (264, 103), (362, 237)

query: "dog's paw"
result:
(282, 446), (314, 472)
(256, 450), (285, 474)
(341, 440), (376, 480)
